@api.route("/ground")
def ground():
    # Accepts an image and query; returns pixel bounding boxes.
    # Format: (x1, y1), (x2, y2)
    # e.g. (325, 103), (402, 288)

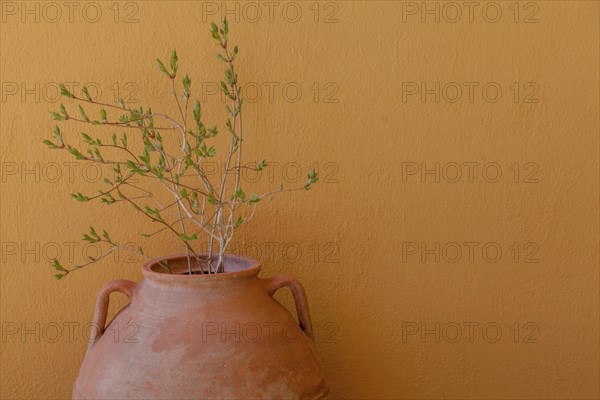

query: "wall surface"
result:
(0, 1), (599, 399)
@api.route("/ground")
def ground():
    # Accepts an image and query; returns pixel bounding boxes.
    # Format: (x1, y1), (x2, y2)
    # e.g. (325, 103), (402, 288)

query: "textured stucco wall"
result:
(0, 1), (598, 399)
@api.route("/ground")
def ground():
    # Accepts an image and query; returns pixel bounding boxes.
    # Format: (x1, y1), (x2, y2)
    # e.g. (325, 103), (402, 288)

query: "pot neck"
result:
(141, 253), (261, 287)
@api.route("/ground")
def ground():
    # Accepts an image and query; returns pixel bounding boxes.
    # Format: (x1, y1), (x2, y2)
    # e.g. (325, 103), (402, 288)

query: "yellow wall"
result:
(1, 1), (598, 398)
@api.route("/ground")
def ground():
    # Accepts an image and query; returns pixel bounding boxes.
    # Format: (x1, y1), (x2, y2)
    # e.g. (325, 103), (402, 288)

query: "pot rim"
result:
(141, 253), (261, 282)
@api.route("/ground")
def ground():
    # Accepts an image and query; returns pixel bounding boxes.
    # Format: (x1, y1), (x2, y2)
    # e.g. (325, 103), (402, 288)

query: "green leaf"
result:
(82, 234), (96, 243)
(257, 160), (267, 171)
(93, 147), (103, 161)
(100, 108), (107, 122)
(51, 259), (65, 272)
(170, 49), (178, 74)
(220, 81), (231, 98)
(182, 74), (191, 99)
(234, 215), (244, 228)
(102, 230), (111, 241)
(193, 101), (201, 122)
(59, 84), (74, 98)
(248, 193), (261, 204)
(156, 59), (171, 78)
(59, 103), (68, 117)
(66, 145), (86, 160)
(144, 206), (164, 222)
(49, 111), (65, 121)
(221, 18), (229, 35)
(210, 22), (220, 39)
(78, 105), (89, 121)
(54, 274), (66, 280)
(81, 132), (94, 145)
(101, 194), (116, 205)
(179, 233), (198, 242)
(43, 139), (60, 149)
(305, 169), (319, 190)
(207, 126), (218, 138)
(126, 160), (146, 175)
(70, 192), (89, 202)
(82, 86), (91, 101)
(207, 191), (217, 205)
(234, 187), (245, 201)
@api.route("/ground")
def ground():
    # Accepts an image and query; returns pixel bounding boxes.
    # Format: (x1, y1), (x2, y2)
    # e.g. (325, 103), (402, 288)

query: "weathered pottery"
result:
(72, 254), (327, 399)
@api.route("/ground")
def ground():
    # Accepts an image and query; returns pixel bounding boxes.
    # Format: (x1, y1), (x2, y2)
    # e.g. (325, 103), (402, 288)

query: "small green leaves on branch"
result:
(193, 101), (201, 123)
(248, 193), (260, 204)
(59, 104), (68, 118)
(46, 18), (319, 278)
(78, 105), (89, 121)
(71, 192), (90, 202)
(234, 215), (244, 228)
(232, 187), (245, 202)
(50, 228), (146, 279)
(81, 132), (102, 146)
(180, 233), (198, 242)
(60, 84), (74, 98)
(170, 50), (178, 75)
(100, 192), (116, 205)
(126, 160), (146, 175)
(144, 206), (164, 222)
(156, 49), (178, 79)
(66, 145), (86, 160)
(81, 226), (111, 244)
(207, 191), (218, 205)
(83, 226), (101, 243)
(42, 139), (60, 149)
(82, 86), (92, 101)
(305, 169), (319, 190)
(52, 259), (67, 280)
(50, 111), (66, 121)
(183, 75), (191, 100)
(196, 143), (215, 158)
(43, 126), (65, 149)
(156, 59), (170, 78)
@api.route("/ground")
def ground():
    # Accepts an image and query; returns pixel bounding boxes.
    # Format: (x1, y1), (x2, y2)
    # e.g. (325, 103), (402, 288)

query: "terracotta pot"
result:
(72, 254), (328, 399)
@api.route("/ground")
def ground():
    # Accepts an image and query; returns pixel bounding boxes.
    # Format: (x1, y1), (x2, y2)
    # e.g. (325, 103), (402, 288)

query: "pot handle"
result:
(89, 279), (137, 345)
(264, 275), (314, 339)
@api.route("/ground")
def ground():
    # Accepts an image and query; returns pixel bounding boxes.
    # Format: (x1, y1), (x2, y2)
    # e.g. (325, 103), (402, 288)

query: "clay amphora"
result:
(72, 253), (328, 399)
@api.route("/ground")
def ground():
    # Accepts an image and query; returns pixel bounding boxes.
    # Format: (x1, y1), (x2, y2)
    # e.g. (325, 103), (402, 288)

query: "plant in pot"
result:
(44, 19), (327, 400)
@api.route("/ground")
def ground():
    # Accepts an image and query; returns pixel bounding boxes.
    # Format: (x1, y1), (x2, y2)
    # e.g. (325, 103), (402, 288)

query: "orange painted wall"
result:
(1, 1), (598, 398)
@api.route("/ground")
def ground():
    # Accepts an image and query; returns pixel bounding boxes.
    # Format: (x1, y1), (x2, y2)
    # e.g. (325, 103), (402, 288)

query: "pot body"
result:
(72, 254), (327, 399)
